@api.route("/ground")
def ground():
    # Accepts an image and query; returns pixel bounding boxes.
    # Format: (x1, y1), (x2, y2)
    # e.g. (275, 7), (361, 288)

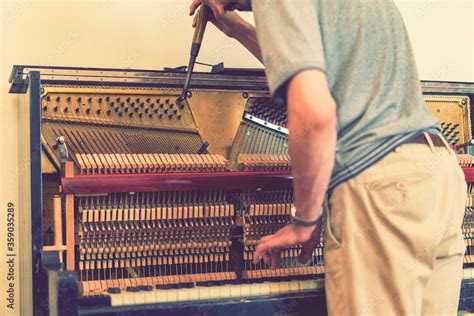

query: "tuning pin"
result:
(98, 97), (103, 103)
(135, 98), (140, 103)
(160, 103), (164, 109)
(66, 96), (71, 102)
(128, 113), (133, 117)
(154, 109), (158, 114)
(42, 106), (47, 112)
(158, 114), (163, 119)
(75, 108), (80, 114)
(126, 97), (131, 103)
(53, 106), (59, 112)
(121, 102), (125, 108)
(134, 108), (139, 113)
(138, 113), (143, 118)
(64, 107), (69, 113)
(118, 112), (123, 117)
(148, 114), (153, 118)
(96, 109), (101, 114)
(146, 98), (151, 103)
(156, 98), (160, 103)
(85, 108), (90, 114)
(77, 97), (82, 103)
(150, 103), (155, 109)
(164, 109), (169, 114)
(114, 107), (119, 112)
(106, 96), (110, 102)
(109, 101), (115, 107)
(165, 99), (170, 104)
(46, 95), (51, 101)
(169, 103), (174, 108)
(130, 102), (135, 108)
(56, 96), (61, 102)
(168, 114), (173, 120)
(106, 110), (111, 115)
(140, 103), (145, 108)
(124, 108), (129, 112)
(145, 109), (149, 113)
(116, 97), (121, 102)
(173, 109), (178, 114)
(177, 115), (182, 120)
(87, 97), (92, 103)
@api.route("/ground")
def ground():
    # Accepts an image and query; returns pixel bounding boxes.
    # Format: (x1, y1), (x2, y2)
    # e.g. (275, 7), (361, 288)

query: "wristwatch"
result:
(224, 0), (252, 11)
(290, 205), (321, 227)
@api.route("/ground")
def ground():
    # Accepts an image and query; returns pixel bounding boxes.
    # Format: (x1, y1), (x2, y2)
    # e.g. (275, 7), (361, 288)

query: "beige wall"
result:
(0, 0), (472, 315)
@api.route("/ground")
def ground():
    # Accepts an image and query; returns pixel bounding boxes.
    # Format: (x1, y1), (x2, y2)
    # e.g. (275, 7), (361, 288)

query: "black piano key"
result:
(107, 287), (121, 294)
(126, 286), (141, 292)
(140, 285), (153, 291)
(156, 284), (179, 290)
(77, 294), (111, 307)
(195, 281), (214, 287)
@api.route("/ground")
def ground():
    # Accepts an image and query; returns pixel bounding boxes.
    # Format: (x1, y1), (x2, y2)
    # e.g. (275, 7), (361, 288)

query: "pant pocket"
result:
(324, 197), (342, 248)
(365, 172), (435, 218)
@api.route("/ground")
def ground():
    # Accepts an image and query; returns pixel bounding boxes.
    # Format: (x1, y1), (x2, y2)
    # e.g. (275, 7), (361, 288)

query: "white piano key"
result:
(109, 293), (123, 307)
(269, 282), (282, 294)
(133, 290), (146, 305)
(240, 284), (251, 297)
(209, 287), (222, 299)
(250, 283), (263, 296)
(279, 282), (291, 293)
(121, 292), (136, 305)
(155, 290), (168, 303)
(177, 288), (190, 301)
(230, 285), (242, 298)
(289, 281), (300, 292)
(299, 280), (313, 291)
(144, 290), (156, 304)
(198, 286), (210, 300)
(188, 287), (200, 301)
(261, 283), (271, 295)
(167, 289), (178, 302)
(220, 286), (231, 298)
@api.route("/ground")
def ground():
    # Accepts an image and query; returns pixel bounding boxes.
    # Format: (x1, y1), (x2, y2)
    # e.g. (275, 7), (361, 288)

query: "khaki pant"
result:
(324, 135), (467, 315)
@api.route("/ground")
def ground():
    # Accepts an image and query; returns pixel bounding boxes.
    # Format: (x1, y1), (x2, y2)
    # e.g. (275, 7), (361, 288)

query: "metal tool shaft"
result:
(179, 5), (211, 102)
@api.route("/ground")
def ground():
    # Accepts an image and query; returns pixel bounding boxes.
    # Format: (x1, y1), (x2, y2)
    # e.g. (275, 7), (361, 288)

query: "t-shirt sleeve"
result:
(251, 0), (326, 105)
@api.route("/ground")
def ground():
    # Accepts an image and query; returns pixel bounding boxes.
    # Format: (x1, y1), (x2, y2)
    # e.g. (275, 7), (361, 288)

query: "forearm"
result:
(233, 22), (263, 63)
(288, 72), (337, 221)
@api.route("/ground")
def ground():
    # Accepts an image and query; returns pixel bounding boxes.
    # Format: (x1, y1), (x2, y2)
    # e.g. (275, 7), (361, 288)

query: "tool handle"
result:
(191, 5), (211, 54)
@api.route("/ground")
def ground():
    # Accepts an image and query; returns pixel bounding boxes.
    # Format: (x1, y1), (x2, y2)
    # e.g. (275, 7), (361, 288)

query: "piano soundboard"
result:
(8, 66), (474, 315)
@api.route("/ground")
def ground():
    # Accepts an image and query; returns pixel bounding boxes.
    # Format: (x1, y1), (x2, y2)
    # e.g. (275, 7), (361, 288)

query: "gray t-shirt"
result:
(250, 0), (440, 189)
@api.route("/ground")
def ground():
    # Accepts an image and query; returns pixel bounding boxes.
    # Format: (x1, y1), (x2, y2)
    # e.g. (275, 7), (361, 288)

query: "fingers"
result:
(254, 234), (295, 264)
(298, 240), (318, 265)
(271, 250), (281, 270)
(189, 0), (202, 16)
(298, 226), (322, 264)
(254, 242), (281, 269)
(254, 239), (270, 264)
(263, 252), (271, 265)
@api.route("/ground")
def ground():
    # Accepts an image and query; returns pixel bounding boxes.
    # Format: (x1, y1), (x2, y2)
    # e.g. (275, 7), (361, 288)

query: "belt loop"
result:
(423, 132), (435, 152)
(437, 132), (454, 155)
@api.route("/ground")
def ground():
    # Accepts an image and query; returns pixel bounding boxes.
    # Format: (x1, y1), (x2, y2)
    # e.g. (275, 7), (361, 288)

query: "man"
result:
(189, 0), (467, 314)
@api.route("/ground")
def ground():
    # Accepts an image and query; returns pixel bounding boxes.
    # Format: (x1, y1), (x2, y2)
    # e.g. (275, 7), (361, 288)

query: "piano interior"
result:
(9, 66), (474, 314)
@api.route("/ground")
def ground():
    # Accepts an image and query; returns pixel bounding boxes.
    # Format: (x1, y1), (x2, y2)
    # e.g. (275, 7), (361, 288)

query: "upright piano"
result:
(8, 65), (474, 315)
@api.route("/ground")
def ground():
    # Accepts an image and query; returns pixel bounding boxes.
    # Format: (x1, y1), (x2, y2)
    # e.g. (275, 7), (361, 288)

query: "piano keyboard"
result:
(106, 278), (325, 306)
